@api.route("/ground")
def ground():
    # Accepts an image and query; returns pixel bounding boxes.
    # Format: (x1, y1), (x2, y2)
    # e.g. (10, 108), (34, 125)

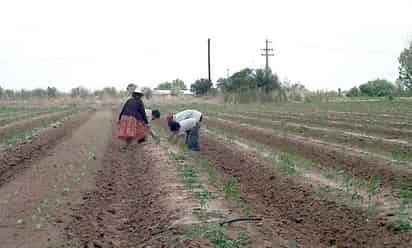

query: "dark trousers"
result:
(186, 123), (200, 151)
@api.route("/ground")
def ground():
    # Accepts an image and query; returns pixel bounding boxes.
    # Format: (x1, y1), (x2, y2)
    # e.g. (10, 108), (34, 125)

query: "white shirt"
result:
(145, 109), (152, 123)
(173, 110), (202, 122)
(178, 118), (198, 135)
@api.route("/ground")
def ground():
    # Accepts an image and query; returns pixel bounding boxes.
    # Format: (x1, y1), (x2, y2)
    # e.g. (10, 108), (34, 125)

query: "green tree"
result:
(346, 86), (360, 97)
(0, 86), (3, 99)
(190, 78), (212, 96)
(155, 82), (172, 90)
(398, 40), (412, 93)
(255, 68), (281, 93)
(359, 79), (395, 97)
(230, 68), (255, 91)
(395, 79), (406, 96)
(172, 79), (187, 90)
(216, 77), (229, 91)
(217, 68), (280, 93)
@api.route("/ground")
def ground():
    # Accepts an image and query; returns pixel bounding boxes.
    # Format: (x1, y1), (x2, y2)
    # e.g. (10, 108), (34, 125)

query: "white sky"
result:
(0, 0), (411, 92)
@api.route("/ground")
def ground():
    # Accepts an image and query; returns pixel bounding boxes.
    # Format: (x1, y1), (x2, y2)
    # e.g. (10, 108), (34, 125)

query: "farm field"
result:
(0, 99), (411, 247)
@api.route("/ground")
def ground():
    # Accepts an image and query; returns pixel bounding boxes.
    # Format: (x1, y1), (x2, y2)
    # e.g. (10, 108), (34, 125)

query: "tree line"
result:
(346, 40), (412, 98)
(0, 86), (128, 100)
(0, 86), (59, 99)
(154, 78), (213, 96)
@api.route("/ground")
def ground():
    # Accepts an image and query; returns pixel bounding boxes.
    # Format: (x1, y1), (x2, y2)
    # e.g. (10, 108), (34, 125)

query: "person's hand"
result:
(154, 135), (161, 144)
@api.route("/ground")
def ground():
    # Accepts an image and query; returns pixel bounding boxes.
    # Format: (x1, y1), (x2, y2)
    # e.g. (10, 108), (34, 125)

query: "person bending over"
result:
(167, 109), (202, 151)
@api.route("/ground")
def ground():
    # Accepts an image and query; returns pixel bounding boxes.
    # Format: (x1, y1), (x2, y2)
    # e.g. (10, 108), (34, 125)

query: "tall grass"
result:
(223, 89), (286, 104)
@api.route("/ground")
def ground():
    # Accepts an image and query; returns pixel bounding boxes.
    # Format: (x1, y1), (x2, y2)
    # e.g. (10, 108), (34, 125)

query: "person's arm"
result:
(168, 132), (177, 142)
(141, 102), (149, 125)
(146, 127), (160, 143)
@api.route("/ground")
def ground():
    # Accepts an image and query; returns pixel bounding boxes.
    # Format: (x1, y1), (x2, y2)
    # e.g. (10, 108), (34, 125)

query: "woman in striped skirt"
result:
(117, 89), (149, 148)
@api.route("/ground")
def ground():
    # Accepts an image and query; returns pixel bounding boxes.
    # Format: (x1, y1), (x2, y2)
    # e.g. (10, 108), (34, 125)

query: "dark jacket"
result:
(118, 97), (148, 124)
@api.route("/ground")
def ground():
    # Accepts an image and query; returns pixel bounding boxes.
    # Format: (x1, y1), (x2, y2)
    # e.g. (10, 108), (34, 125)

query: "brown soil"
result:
(0, 110), (93, 187)
(242, 111), (412, 139)
(216, 113), (411, 154)
(257, 110), (412, 125)
(0, 109), (214, 247)
(160, 140), (289, 247)
(0, 110), (112, 248)
(203, 128), (406, 218)
(206, 117), (412, 192)
(59, 120), (212, 248)
(156, 118), (411, 247)
(198, 135), (412, 247)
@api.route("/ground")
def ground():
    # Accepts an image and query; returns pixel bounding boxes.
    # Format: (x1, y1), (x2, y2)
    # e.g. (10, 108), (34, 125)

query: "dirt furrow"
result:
(0, 108), (80, 135)
(257, 110), (412, 124)
(0, 110), (112, 248)
(0, 108), (68, 126)
(205, 117), (412, 191)
(0, 110), (93, 187)
(241, 111), (412, 139)
(61, 127), (210, 247)
(213, 112), (411, 152)
(198, 135), (412, 247)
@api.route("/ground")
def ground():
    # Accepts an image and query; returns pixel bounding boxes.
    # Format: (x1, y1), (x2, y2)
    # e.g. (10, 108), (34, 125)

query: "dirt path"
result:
(59, 123), (213, 247)
(0, 110), (113, 248)
(0, 110), (93, 187)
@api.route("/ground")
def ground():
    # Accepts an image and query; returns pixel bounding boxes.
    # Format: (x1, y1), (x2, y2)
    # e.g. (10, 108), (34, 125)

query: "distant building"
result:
(153, 89), (171, 96)
(153, 89), (194, 96)
(181, 90), (194, 96)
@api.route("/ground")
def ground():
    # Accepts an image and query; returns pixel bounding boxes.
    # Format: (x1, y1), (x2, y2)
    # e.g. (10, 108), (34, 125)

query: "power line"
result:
(261, 39), (274, 71)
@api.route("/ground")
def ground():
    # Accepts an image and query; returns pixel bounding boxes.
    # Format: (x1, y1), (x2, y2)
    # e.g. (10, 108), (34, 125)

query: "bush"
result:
(346, 87), (360, 97)
(358, 79), (395, 97)
(191, 79), (212, 96)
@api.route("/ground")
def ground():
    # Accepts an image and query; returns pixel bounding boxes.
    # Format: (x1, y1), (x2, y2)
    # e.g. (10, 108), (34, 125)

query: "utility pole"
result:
(208, 38), (211, 83)
(226, 68), (230, 78)
(261, 39), (274, 71)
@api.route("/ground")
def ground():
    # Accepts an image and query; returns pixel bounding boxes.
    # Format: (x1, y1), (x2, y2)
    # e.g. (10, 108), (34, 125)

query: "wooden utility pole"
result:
(208, 38), (211, 82)
(261, 39), (274, 71)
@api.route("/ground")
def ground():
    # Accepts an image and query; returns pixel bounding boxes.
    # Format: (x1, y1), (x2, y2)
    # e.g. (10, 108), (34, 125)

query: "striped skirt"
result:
(117, 115), (148, 140)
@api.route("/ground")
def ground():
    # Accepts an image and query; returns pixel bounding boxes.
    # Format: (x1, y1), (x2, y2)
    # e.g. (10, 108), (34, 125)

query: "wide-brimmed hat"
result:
(133, 88), (144, 95)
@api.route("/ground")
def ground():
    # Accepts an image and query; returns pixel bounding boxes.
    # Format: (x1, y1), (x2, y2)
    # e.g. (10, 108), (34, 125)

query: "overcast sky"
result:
(0, 0), (411, 92)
